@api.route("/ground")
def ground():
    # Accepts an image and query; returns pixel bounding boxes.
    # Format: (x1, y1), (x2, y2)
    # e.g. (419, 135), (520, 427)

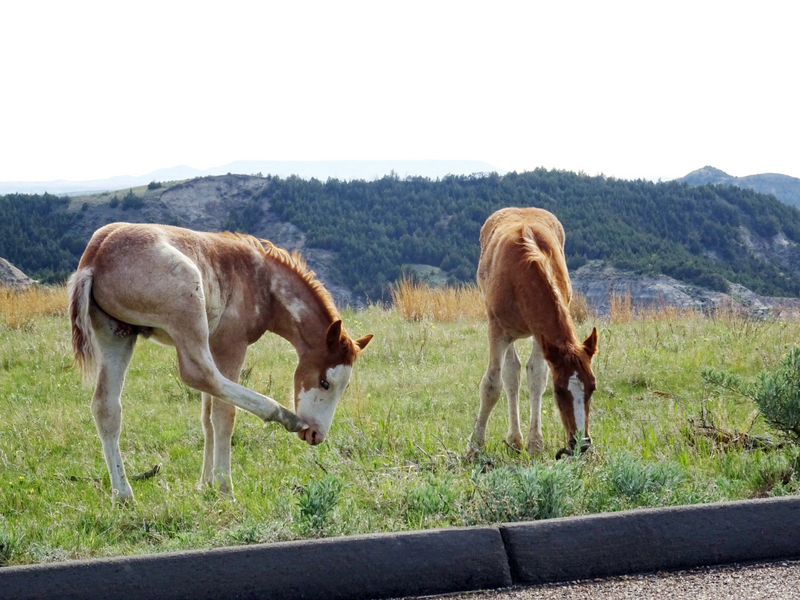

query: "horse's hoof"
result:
(278, 407), (308, 433)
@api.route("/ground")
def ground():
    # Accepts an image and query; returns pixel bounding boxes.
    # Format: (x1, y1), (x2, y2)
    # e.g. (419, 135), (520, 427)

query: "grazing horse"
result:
(69, 222), (372, 502)
(468, 207), (598, 459)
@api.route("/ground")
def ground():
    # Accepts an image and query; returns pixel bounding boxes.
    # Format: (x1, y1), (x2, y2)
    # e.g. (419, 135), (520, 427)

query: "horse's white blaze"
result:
(297, 364), (352, 439)
(568, 373), (586, 433)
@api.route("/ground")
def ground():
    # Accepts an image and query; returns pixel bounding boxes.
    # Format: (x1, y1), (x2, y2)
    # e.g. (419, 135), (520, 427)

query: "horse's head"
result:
(294, 319), (372, 446)
(541, 327), (598, 458)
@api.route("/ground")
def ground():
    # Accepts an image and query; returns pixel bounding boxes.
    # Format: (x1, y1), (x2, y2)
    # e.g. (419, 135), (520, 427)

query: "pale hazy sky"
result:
(2, 1), (798, 183)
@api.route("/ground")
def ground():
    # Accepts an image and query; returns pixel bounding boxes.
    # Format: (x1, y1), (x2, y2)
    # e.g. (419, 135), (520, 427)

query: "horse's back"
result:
(478, 207), (570, 337)
(79, 223), (247, 333)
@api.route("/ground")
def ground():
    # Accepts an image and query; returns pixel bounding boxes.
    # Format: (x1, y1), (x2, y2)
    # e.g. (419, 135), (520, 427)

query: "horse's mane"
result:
(223, 232), (341, 323)
(518, 226), (579, 349)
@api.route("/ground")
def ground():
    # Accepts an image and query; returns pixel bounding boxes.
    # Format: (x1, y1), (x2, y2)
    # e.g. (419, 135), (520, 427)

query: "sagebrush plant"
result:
(468, 461), (582, 524)
(702, 347), (800, 442)
(1, 288), (800, 567)
(296, 475), (344, 535)
(607, 450), (687, 500)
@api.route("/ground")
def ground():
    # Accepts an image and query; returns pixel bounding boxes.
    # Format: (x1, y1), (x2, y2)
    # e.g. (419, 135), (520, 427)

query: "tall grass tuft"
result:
(609, 291), (701, 324)
(391, 277), (485, 322)
(0, 285), (68, 329)
(392, 279), (592, 324)
(569, 292), (592, 324)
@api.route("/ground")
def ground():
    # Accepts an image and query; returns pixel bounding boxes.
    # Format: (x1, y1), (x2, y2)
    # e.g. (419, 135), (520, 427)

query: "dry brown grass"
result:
(0, 285), (68, 329)
(569, 292), (592, 324)
(608, 291), (702, 324)
(391, 277), (486, 322)
(392, 278), (594, 324)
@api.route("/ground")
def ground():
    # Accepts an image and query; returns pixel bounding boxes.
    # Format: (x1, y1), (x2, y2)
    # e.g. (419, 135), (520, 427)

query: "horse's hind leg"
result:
(502, 342), (523, 451)
(526, 338), (549, 455)
(89, 305), (137, 503)
(468, 321), (512, 456)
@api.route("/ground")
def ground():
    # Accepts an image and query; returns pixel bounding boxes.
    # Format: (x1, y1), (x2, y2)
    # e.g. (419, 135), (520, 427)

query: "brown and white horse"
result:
(69, 222), (372, 502)
(468, 207), (598, 459)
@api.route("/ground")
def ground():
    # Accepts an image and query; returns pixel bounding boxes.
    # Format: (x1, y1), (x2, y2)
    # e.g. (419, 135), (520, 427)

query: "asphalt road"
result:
(414, 559), (800, 600)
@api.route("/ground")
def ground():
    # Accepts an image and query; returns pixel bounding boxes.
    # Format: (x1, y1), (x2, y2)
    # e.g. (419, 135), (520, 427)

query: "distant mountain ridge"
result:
(0, 160), (505, 196)
(5, 169), (800, 311)
(677, 166), (800, 209)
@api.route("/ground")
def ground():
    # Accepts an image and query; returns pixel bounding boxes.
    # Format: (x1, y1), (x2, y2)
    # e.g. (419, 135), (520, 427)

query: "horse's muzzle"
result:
(297, 426), (325, 446)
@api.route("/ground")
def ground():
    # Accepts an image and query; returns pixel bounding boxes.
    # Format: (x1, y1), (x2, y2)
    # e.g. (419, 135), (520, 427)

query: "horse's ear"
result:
(540, 335), (561, 365)
(326, 320), (343, 349)
(583, 327), (598, 358)
(355, 333), (373, 351)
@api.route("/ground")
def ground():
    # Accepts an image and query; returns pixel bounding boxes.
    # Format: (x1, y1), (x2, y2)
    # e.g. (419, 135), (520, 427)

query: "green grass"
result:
(0, 308), (798, 566)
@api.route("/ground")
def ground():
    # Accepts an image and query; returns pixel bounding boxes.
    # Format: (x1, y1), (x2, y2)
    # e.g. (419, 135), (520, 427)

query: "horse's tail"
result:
(68, 267), (99, 385)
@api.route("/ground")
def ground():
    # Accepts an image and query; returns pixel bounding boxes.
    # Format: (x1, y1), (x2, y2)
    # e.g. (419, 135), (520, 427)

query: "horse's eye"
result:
(320, 379), (330, 390)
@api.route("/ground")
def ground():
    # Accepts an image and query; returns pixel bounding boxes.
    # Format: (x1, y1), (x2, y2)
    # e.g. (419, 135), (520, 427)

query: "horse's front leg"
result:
(526, 338), (549, 455)
(199, 344), (244, 495)
(200, 393), (215, 487)
(468, 322), (512, 457)
(502, 342), (523, 451)
(210, 397), (237, 494)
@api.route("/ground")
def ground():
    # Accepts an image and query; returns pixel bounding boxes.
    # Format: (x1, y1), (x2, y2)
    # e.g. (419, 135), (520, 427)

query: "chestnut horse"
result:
(468, 207), (598, 458)
(69, 223), (372, 502)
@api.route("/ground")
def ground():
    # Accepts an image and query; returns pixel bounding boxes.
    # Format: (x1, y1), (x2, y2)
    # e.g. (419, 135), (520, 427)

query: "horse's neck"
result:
(260, 258), (333, 352)
(539, 305), (579, 350)
(524, 257), (578, 349)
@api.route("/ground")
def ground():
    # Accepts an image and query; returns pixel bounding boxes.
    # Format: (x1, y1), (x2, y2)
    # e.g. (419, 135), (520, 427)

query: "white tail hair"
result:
(68, 268), (99, 384)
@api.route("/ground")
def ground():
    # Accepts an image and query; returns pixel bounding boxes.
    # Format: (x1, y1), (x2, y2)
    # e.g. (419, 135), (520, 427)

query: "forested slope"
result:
(3, 169), (800, 300)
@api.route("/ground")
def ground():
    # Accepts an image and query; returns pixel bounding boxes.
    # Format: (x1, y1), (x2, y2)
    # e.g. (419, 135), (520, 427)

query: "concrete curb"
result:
(1, 496), (798, 600)
(501, 494), (800, 585)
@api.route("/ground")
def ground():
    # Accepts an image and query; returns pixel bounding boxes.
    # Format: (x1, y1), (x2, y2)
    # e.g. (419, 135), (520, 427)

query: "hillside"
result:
(677, 166), (800, 209)
(3, 169), (800, 308)
(0, 160), (504, 196)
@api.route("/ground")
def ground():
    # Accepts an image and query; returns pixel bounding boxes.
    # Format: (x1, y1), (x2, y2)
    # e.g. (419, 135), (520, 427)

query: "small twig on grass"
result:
(413, 442), (434, 462)
(432, 434), (461, 459)
(69, 475), (101, 483)
(132, 464), (161, 481)
(313, 457), (329, 474)
(689, 420), (782, 451)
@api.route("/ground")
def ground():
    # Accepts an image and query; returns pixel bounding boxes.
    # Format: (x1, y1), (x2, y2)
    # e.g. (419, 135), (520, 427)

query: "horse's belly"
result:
(143, 327), (175, 347)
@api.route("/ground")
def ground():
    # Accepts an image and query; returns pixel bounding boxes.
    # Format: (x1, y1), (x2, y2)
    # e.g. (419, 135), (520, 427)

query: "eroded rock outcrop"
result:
(0, 258), (35, 289)
(570, 262), (800, 318)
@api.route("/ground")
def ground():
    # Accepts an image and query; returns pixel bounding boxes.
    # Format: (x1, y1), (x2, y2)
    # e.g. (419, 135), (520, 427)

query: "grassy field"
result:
(0, 285), (798, 567)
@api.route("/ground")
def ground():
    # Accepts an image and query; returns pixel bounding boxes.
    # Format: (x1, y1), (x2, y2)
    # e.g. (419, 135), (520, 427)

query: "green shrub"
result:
(608, 451), (687, 499)
(296, 475), (343, 535)
(403, 473), (458, 527)
(703, 348), (800, 442)
(469, 462), (581, 524)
